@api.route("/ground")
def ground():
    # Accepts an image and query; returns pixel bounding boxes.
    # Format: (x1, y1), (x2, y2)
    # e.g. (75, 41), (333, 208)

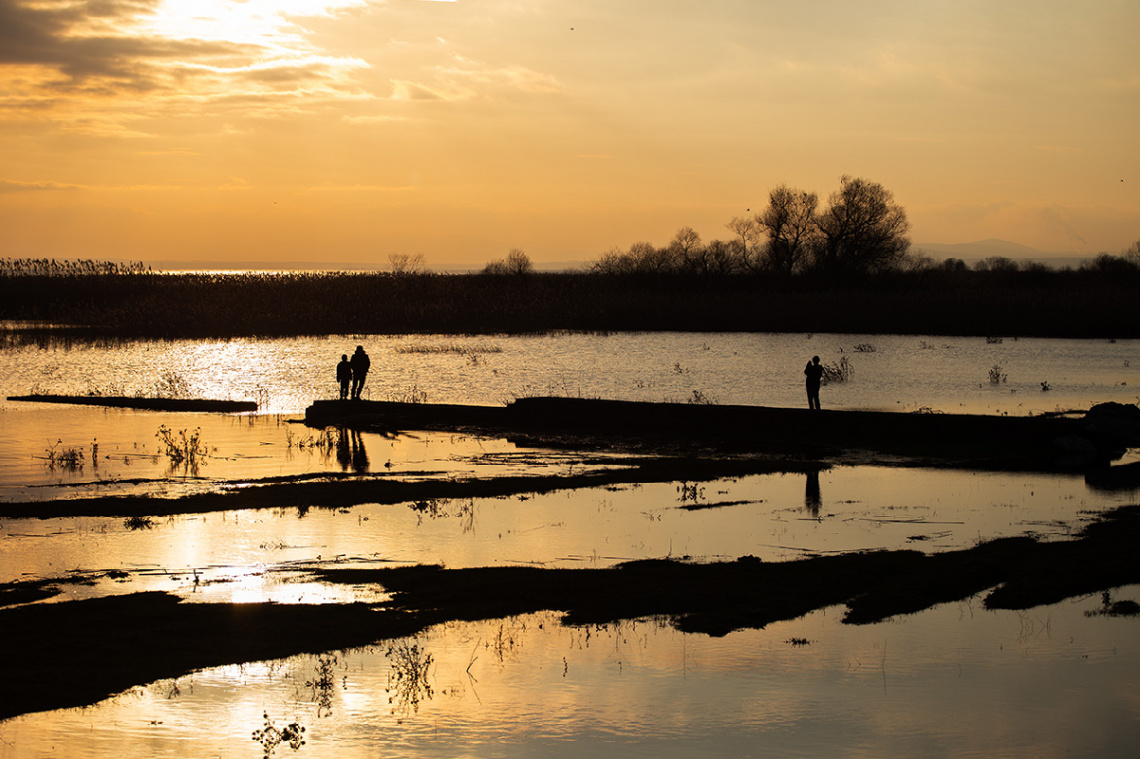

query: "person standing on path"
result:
(804, 355), (824, 410)
(350, 345), (371, 400)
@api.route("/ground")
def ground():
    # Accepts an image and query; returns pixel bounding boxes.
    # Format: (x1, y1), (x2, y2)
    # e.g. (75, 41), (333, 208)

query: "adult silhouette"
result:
(804, 355), (824, 410)
(350, 345), (371, 400)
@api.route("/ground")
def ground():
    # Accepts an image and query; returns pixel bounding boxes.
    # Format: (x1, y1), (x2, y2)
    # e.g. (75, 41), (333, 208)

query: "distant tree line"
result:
(590, 176), (912, 278)
(580, 176), (1140, 281)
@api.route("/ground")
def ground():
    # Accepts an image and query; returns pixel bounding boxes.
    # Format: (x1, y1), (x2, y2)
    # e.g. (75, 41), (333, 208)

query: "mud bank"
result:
(4, 504), (1138, 721)
(0, 457), (824, 519)
(7, 394), (258, 413)
(306, 397), (1140, 469)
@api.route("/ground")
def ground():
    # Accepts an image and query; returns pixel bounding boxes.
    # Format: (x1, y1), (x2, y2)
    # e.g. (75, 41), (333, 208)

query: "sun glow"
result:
(143, 0), (373, 47)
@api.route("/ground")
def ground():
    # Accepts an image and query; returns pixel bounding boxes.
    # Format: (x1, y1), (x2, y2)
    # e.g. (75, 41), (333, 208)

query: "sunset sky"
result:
(1, 0), (1137, 268)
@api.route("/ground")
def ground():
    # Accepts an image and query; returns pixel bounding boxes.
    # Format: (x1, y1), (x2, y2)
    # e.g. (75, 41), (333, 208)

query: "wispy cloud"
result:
(0, 178), (82, 193)
(390, 55), (562, 102)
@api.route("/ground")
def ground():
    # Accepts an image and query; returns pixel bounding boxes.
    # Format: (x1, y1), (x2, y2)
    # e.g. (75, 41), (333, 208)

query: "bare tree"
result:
(388, 252), (428, 276)
(668, 226), (705, 272)
(703, 239), (739, 275)
(629, 240), (676, 273)
(813, 176), (909, 275)
(725, 216), (762, 271)
(592, 246), (632, 275)
(483, 248), (533, 276)
(757, 185), (818, 276)
(1126, 239), (1140, 263)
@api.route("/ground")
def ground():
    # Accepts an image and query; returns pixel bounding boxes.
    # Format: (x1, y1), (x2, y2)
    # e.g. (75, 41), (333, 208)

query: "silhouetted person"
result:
(804, 355), (824, 410)
(350, 345), (370, 400)
(336, 354), (352, 400)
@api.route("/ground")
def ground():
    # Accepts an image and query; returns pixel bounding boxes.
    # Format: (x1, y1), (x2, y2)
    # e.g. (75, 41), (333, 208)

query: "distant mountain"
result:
(912, 239), (1091, 269)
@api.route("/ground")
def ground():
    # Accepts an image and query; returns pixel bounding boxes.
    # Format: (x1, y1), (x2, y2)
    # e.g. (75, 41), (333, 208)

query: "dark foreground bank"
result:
(3, 503), (1138, 721)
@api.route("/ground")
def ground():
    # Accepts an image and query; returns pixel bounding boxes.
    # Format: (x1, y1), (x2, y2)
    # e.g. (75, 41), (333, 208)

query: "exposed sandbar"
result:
(7, 394), (257, 413)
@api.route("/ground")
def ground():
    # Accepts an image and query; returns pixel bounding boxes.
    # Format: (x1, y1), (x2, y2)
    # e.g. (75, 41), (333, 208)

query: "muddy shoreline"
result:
(7, 394), (258, 413)
(307, 396), (1138, 469)
(3, 502), (1138, 722)
(0, 456), (826, 518)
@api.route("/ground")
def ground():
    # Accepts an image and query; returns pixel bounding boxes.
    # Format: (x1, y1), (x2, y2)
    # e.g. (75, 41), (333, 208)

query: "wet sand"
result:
(3, 502), (1138, 721)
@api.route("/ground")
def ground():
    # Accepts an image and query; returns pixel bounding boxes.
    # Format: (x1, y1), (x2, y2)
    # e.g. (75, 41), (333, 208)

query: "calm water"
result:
(2, 331), (1137, 415)
(1, 332), (1139, 756)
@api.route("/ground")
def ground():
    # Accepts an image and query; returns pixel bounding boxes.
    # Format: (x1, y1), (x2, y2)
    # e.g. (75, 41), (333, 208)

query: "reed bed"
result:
(1, 268), (1137, 340)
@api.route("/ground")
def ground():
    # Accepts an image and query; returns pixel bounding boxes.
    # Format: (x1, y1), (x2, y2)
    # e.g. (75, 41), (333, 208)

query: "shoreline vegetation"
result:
(3, 263), (1140, 341)
(3, 501), (1138, 721)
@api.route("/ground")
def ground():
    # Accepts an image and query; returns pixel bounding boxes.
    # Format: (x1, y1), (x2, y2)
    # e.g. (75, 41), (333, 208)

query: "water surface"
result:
(1, 332), (1138, 756)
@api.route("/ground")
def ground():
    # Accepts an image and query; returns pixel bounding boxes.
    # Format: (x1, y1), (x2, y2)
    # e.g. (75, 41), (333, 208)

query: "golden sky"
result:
(1, 0), (1137, 267)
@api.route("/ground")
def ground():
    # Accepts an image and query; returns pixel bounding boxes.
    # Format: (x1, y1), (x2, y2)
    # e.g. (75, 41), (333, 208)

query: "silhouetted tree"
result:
(667, 227), (704, 273)
(974, 256), (1018, 273)
(725, 216), (763, 272)
(631, 240), (676, 273)
(482, 248), (533, 276)
(1126, 239), (1140, 263)
(813, 176), (909, 276)
(1081, 253), (1140, 275)
(757, 185), (818, 276)
(388, 252), (428, 276)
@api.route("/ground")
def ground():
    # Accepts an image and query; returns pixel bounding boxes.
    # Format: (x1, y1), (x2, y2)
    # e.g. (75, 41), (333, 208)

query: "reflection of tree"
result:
(385, 640), (434, 717)
(409, 498), (476, 532)
(304, 654), (340, 718)
(804, 469), (822, 516)
(251, 712), (305, 757)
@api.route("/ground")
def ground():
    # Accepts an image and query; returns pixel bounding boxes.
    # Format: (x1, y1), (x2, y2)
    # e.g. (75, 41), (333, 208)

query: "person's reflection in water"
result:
(804, 469), (822, 517)
(336, 427), (352, 471)
(350, 429), (370, 473)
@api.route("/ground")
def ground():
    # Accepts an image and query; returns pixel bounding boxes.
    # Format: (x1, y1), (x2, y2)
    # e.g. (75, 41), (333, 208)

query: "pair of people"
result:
(337, 345), (371, 401)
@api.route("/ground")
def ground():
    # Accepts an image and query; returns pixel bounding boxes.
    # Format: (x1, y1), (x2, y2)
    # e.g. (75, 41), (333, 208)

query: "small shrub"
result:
(988, 365), (1007, 384)
(150, 370), (192, 399)
(821, 355), (852, 384)
(686, 389), (715, 405)
(387, 385), (428, 404)
(44, 439), (84, 472)
(156, 425), (208, 467)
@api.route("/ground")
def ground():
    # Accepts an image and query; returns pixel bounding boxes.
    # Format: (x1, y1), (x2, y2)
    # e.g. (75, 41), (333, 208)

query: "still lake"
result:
(1, 332), (1138, 757)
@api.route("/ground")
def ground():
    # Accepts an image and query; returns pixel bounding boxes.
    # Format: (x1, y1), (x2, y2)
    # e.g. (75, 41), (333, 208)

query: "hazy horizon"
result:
(2, 1), (1137, 267)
